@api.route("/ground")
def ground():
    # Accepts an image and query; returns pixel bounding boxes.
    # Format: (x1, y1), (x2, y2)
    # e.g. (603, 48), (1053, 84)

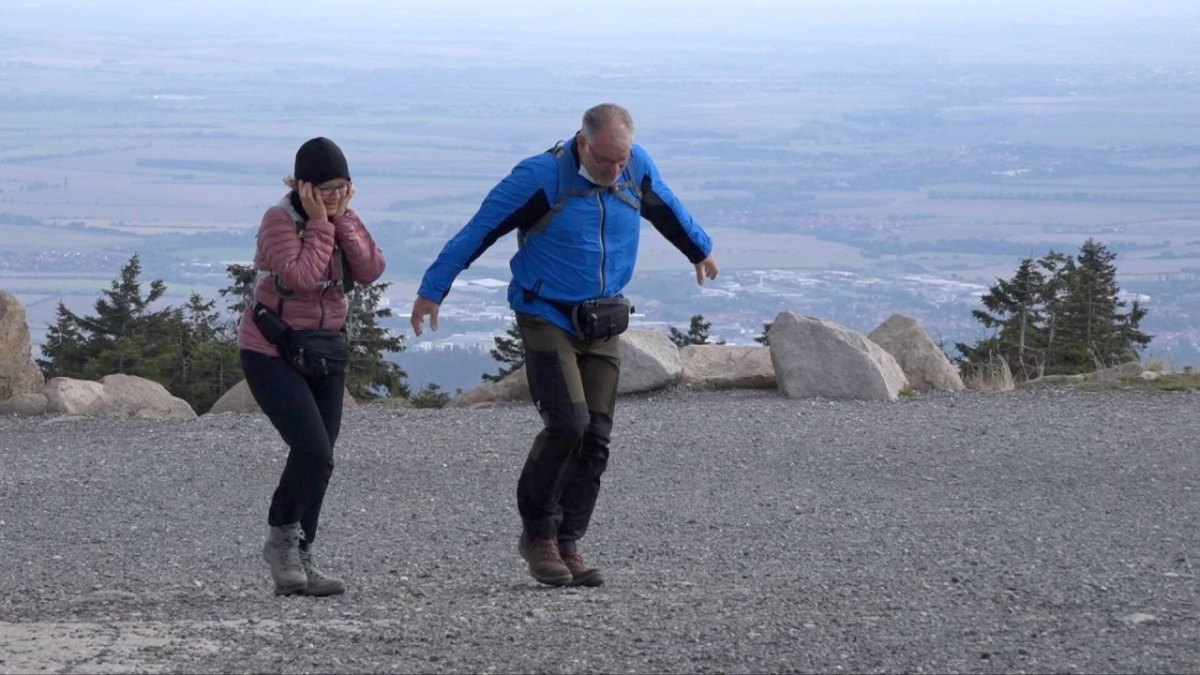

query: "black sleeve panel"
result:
(465, 189), (551, 266)
(640, 175), (706, 263)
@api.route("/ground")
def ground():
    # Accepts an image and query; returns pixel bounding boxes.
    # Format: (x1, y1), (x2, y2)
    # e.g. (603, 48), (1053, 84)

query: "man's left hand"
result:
(695, 254), (719, 285)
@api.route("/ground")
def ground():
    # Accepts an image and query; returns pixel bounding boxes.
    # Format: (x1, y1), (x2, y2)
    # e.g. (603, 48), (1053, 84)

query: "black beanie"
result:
(294, 137), (350, 185)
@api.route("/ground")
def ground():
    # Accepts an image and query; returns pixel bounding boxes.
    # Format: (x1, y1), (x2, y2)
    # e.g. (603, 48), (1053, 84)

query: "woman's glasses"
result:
(316, 181), (351, 196)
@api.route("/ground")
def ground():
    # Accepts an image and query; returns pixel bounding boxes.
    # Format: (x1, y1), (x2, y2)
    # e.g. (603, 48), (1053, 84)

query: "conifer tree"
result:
(218, 263), (257, 317)
(410, 382), (452, 408)
(168, 293), (240, 414)
(344, 281), (409, 400)
(958, 256), (1047, 379)
(754, 322), (771, 346)
(39, 254), (175, 380)
(483, 320), (524, 382)
(1035, 250), (1071, 367)
(669, 314), (716, 347)
(958, 239), (1151, 380)
(1053, 239), (1150, 370)
(38, 301), (87, 377)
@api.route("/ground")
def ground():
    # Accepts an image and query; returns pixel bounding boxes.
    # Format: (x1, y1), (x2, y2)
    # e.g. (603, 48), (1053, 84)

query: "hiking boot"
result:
(517, 532), (573, 586)
(299, 547), (346, 597)
(262, 523), (307, 596)
(561, 551), (604, 587)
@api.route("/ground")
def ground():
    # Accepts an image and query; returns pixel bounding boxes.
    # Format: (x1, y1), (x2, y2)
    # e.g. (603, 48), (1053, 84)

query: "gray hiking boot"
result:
(262, 523), (307, 596)
(517, 532), (573, 586)
(299, 547), (346, 597)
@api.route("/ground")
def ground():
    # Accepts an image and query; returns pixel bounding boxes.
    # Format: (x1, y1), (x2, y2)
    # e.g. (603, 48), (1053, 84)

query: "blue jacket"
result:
(417, 138), (714, 336)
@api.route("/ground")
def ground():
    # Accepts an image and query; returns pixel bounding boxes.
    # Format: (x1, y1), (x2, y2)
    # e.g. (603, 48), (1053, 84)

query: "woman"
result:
(237, 137), (386, 596)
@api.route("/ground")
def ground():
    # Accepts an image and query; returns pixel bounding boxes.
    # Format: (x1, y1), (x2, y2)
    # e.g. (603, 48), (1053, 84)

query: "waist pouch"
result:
(571, 296), (632, 340)
(252, 303), (350, 377)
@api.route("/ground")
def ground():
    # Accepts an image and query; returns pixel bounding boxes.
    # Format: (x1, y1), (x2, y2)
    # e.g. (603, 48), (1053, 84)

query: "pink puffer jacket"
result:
(237, 197), (386, 357)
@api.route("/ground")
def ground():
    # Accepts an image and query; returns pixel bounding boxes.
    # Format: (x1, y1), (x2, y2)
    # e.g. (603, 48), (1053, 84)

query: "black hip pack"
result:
(252, 303), (350, 377)
(571, 296), (632, 340)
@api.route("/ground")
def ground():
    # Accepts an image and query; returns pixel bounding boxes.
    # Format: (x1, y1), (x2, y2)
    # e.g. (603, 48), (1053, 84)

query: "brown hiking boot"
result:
(517, 532), (573, 586)
(561, 551), (604, 587)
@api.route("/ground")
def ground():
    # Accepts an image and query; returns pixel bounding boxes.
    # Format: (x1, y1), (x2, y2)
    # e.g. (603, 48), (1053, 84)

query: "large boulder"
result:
(446, 328), (683, 407)
(43, 377), (109, 415)
(768, 311), (908, 401)
(446, 368), (530, 409)
(0, 392), (49, 416)
(42, 375), (197, 418)
(0, 291), (45, 401)
(618, 329), (682, 394)
(868, 314), (964, 391)
(681, 344), (775, 389)
(208, 378), (359, 415)
(207, 379), (259, 414)
(101, 374), (196, 418)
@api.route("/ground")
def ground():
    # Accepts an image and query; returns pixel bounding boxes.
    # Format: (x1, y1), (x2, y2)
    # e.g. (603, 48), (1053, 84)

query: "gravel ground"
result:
(0, 386), (1197, 674)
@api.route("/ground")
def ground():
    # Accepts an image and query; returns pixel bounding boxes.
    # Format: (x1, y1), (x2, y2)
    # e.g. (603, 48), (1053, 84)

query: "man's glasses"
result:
(584, 140), (629, 169)
(316, 181), (351, 196)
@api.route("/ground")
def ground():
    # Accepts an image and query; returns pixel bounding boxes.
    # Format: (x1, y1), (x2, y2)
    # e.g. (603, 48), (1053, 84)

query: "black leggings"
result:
(240, 349), (345, 546)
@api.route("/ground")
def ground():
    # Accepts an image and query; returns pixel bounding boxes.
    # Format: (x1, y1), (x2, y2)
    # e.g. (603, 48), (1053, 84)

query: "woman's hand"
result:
(331, 183), (354, 219)
(298, 181), (328, 222)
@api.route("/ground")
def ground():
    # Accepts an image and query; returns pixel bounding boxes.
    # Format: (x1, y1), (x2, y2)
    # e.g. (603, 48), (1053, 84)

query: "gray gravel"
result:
(0, 386), (1197, 674)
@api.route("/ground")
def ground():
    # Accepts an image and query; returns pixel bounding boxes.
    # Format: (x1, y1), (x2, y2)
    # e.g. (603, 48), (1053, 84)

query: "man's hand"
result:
(410, 296), (441, 337)
(297, 181), (328, 222)
(694, 254), (719, 285)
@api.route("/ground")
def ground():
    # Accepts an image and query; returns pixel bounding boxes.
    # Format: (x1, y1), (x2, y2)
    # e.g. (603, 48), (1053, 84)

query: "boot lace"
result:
(274, 531), (303, 570)
(300, 549), (330, 579)
(533, 538), (562, 561)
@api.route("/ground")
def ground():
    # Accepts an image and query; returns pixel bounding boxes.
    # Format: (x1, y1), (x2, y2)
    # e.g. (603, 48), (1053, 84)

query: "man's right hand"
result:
(410, 296), (440, 336)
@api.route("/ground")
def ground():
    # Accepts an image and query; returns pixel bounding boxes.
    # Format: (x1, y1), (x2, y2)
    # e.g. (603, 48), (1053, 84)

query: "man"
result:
(410, 103), (718, 587)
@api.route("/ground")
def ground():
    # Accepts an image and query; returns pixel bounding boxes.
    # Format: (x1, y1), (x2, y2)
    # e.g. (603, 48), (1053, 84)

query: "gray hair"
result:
(580, 103), (635, 140)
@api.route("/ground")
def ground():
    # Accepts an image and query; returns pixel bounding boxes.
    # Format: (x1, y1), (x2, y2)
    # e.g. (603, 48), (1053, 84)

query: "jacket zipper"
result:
(318, 284), (330, 330)
(597, 193), (607, 295)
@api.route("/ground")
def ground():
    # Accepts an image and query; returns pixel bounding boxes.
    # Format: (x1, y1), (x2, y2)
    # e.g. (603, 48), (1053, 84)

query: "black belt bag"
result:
(252, 303), (350, 377)
(571, 296), (632, 340)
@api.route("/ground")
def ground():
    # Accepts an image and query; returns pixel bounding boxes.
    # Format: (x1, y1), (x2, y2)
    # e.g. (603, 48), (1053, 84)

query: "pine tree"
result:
(483, 320), (524, 382)
(38, 254), (175, 381)
(74, 254), (171, 376)
(754, 322), (771, 346)
(958, 239), (1151, 380)
(1035, 250), (1071, 368)
(410, 382), (452, 408)
(1053, 239), (1150, 370)
(219, 263), (257, 317)
(38, 301), (88, 377)
(958, 256), (1048, 379)
(669, 314), (715, 347)
(35, 254), (237, 410)
(168, 293), (240, 414)
(344, 281), (409, 400)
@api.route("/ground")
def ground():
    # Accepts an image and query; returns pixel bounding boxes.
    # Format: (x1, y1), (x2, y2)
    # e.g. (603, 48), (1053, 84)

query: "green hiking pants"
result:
(515, 312), (620, 551)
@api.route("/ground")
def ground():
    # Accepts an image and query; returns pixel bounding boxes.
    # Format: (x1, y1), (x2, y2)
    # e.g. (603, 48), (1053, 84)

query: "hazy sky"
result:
(9, 0), (1199, 46)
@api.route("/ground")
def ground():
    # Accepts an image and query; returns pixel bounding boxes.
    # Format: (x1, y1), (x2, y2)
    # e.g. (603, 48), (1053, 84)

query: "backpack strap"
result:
(259, 199), (354, 298)
(524, 139), (643, 240)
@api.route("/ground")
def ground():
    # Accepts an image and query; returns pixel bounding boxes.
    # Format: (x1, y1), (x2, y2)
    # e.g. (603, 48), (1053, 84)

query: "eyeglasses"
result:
(316, 181), (351, 196)
(584, 139), (630, 169)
